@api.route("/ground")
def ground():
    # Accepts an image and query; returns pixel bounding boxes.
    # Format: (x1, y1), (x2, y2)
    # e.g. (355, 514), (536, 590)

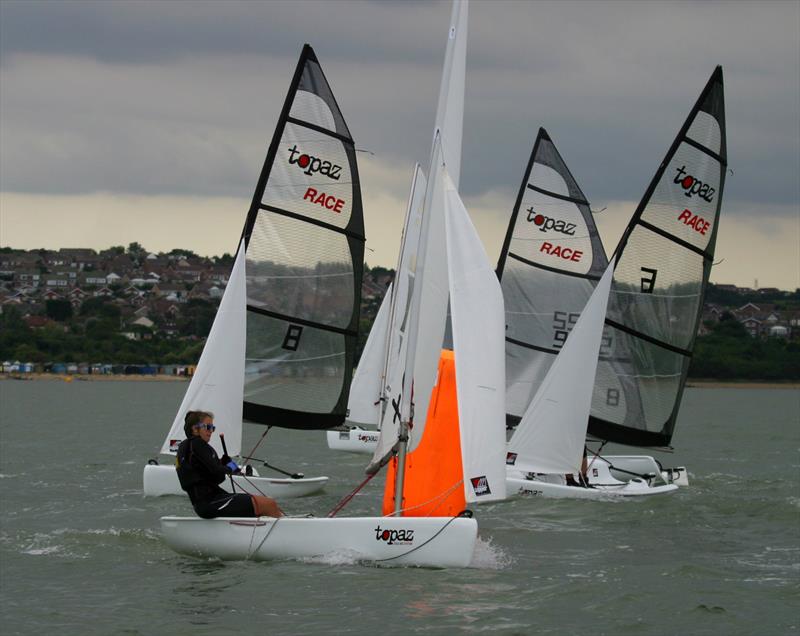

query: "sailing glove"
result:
(226, 461), (240, 473)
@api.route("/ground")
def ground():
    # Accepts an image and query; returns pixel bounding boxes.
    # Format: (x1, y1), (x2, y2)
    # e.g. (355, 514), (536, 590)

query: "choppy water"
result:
(0, 380), (797, 635)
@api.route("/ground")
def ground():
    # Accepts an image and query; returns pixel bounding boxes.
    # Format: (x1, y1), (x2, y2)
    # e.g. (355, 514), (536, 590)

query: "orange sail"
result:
(383, 350), (466, 517)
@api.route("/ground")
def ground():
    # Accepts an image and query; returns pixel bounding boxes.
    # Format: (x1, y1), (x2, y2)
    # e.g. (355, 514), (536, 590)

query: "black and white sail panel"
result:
(497, 129), (608, 421)
(589, 67), (726, 447)
(242, 45), (364, 429)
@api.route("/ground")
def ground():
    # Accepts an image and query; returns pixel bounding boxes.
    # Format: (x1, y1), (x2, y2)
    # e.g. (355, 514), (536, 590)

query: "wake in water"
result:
(3, 526), (161, 560)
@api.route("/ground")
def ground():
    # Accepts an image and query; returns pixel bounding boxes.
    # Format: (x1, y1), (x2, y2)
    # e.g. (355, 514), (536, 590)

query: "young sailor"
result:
(176, 410), (283, 518)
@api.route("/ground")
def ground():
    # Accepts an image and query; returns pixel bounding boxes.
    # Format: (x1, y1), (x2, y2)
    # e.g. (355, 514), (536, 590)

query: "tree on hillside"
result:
(46, 299), (73, 322)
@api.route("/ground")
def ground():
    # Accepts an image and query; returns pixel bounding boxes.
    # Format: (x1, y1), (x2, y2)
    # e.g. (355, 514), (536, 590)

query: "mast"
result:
(392, 0), (468, 513)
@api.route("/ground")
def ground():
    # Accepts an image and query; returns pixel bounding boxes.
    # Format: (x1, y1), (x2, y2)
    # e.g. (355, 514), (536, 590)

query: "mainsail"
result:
(240, 44), (365, 429)
(588, 66), (727, 447)
(496, 128), (608, 425)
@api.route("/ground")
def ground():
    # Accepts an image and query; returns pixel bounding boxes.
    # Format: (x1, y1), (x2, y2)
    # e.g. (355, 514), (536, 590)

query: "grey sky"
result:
(1, 0), (798, 287)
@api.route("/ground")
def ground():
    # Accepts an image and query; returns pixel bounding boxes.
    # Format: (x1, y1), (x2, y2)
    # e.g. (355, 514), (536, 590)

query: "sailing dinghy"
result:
(162, 3), (503, 566)
(143, 241), (327, 498)
(586, 66), (727, 472)
(153, 44), (365, 504)
(496, 129), (680, 497)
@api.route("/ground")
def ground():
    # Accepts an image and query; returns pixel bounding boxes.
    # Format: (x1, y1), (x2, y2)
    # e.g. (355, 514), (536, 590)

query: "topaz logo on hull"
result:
(288, 144), (342, 180)
(673, 165), (715, 202)
(374, 525), (414, 545)
(526, 207), (577, 236)
(470, 475), (492, 496)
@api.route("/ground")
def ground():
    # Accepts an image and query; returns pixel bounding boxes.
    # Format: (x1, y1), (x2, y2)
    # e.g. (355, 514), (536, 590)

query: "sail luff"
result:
(610, 66), (726, 266)
(496, 128), (545, 279)
(242, 44), (315, 247)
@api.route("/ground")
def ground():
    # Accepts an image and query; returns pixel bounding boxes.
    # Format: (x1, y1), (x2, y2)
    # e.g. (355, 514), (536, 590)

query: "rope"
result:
(326, 472), (378, 517)
(385, 478), (464, 518)
(243, 426), (271, 471)
(246, 516), (281, 561)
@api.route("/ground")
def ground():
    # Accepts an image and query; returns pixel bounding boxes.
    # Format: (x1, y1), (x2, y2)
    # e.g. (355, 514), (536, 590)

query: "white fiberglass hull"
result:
(505, 454), (678, 499)
(326, 426), (379, 454)
(506, 473), (678, 499)
(160, 515), (477, 567)
(142, 464), (327, 498)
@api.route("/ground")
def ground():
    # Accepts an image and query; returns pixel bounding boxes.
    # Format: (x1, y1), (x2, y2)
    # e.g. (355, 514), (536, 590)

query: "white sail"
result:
(400, 0), (467, 451)
(508, 257), (616, 475)
(160, 240), (247, 457)
(369, 166), (428, 466)
(346, 281), (392, 426)
(350, 165), (427, 431)
(443, 168), (507, 503)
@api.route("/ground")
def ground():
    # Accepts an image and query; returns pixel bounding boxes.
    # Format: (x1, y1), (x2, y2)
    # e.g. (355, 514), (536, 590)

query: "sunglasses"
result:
(194, 424), (216, 432)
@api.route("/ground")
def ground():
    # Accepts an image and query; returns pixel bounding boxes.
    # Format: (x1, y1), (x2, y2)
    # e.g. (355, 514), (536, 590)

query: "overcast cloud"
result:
(1, 0), (798, 287)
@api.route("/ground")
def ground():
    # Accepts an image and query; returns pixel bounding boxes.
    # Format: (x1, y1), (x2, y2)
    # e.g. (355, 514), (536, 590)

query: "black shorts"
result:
(193, 493), (255, 519)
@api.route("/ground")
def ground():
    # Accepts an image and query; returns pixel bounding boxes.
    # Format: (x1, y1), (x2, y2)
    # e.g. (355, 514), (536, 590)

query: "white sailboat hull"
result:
(160, 515), (478, 567)
(326, 426), (379, 454)
(143, 464), (327, 498)
(505, 454), (678, 499)
(506, 473), (678, 499)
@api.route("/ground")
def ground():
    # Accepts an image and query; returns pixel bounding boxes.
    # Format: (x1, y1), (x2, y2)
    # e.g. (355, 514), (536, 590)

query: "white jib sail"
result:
(160, 239), (247, 457)
(443, 168), (507, 504)
(346, 281), (392, 427)
(508, 256), (616, 475)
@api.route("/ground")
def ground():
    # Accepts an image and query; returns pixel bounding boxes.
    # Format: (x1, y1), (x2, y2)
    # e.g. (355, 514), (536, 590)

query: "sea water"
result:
(0, 380), (797, 635)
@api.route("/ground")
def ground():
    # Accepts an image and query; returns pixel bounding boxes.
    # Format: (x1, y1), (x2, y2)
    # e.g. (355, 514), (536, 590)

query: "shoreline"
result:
(0, 373), (797, 389)
(685, 380), (799, 389)
(0, 372), (188, 382)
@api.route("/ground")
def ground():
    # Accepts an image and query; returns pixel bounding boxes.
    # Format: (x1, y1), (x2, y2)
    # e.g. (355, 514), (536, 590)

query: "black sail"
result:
(588, 66), (727, 447)
(241, 45), (365, 429)
(497, 128), (609, 426)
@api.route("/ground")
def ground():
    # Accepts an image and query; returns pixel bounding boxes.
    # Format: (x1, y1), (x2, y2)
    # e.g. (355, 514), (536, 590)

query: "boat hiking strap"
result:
(243, 426), (272, 468)
(326, 472), (378, 517)
(384, 479), (464, 518)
